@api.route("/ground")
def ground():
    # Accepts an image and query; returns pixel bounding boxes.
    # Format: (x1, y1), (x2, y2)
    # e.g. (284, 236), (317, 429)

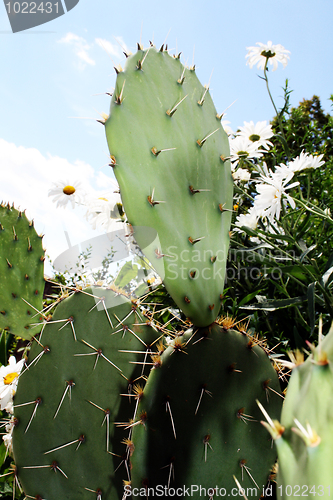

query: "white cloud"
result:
(95, 37), (128, 61)
(0, 139), (119, 275)
(58, 32), (95, 68)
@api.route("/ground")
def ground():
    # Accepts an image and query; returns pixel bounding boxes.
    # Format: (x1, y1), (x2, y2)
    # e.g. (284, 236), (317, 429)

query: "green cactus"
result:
(105, 45), (233, 327)
(0, 203), (45, 340)
(266, 323), (333, 499)
(12, 286), (161, 499)
(130, 323), (283, 498)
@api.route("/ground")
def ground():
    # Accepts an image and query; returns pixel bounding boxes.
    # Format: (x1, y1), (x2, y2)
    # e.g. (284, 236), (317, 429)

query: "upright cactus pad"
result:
(12, 287), (160, 500)
(105, 46), (233, 327)
(273, 325), (333, 499)
(0, 203), (45, 339)
(130, 324), (283, 497)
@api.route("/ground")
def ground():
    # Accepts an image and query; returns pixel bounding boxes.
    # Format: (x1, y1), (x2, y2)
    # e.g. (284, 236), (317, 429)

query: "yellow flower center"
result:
(63, 185), (76, 196)
(4, 372), (19, 385)
(249, 134), (260, 142)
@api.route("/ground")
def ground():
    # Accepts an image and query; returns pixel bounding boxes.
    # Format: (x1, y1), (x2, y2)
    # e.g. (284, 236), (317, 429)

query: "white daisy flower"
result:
(237, 121), (274, 150)
(246, 41), (290, 71)
(235, 206), (260, 231)
(0, 356), (25, 410)
(232, 167), (251, 182)
(86, 195), (124, 233)
(254, 172), (299, 222)
(229, 135), (265, 166)
(288, 151), (325, 173)
(48, 180), (86, 209)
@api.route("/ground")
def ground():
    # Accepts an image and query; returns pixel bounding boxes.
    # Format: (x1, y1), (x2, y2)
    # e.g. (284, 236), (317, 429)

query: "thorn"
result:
(44, 434), (86, 454)
(88, 401), (111, 452)
(84, 488), (102, 500)
(165, 397), (176, 439)
(239, 460), (259, 489)
(195, 384), (212, 415)
(147, 188), (166, 207)
(233, 476), (248, 500)
(136, 47), (150, 70)
(12, 226), (18, 241)
(177, 64), (186, 84)
(218, 203), (233, 213)
(54, 380), (75, 419)
(74, 339), (122, 373)
(24, 398), (42, 433)
(6, 259), (12, 269)
(22, 461), (68, 479)
(237, 408), (256, 424)
(154, 248), (172, 259)
(115, 80), (126, 105)
(189, 185), (211, 194)
(198, 85), (209, 106)
(197, 70), (214, 106)
(151, 147), (176, 157)
(166, 95), (188, 117)
(188, 236), (205, 245)
(197, 128), (219, 147)
(203, 434), (213, 462)
(89, 297), (113, 328)
(58, 316), (77, 341)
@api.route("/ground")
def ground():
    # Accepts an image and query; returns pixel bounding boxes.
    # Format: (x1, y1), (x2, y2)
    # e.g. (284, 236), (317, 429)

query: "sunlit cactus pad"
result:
(276, 325), (333, 498)
(0, 203), (45, 339)
(105, 45), (233, 327)
(130, 324), (283, 497)
(12, 287), (160, 500)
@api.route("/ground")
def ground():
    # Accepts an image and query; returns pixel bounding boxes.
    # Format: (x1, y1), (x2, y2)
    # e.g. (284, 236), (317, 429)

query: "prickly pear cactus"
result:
(105, 45), (233, 327)
(272, 324), (333, 499)
(130, 323), (283, 497)
(0, 203), (45, 339)
(12, 286), (160, 500)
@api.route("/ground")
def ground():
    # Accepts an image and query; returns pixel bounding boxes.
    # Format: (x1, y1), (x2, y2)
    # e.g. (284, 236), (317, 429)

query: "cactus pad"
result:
(130, 324), (283, 497)
(12, 286), (160, 499)
(105, 46), (233, 327)
(0, 203), (45, 339)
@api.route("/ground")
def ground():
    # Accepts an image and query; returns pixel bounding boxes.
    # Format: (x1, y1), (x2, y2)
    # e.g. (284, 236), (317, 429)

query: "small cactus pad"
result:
(275, 325), (333, 497)
(0, 203), (45, 339)
(12, 287), (160, 500)
(105, 46), (233, 327)
(130, 324), (283, 497)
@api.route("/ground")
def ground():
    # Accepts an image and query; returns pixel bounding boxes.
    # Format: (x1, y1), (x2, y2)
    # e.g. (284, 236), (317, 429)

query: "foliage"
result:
(224, 92), (333, 352)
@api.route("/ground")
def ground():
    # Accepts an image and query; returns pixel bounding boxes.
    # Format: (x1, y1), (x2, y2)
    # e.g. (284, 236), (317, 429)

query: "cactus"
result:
(265, 323), (333, 499)
(0, 202), (45, 339)
(105, 45), (233, 327)
(12, 286), (161, 499)
(130, 323), (283, 497)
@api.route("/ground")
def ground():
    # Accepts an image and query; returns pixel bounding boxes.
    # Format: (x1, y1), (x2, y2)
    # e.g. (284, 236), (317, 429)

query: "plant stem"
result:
(263, 58), (291, 160)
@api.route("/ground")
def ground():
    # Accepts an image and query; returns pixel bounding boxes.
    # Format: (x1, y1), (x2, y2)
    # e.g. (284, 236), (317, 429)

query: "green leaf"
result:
(114, 261), (139, 288)
(307, 282), (316, 334)
(240, 295), (307, 311)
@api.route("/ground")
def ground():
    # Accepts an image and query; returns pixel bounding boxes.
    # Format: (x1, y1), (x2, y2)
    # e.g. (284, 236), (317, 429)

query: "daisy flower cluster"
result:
(0, 356), (25, 455)
(233, 150), (325, 232)
(48, 176), (124, 233)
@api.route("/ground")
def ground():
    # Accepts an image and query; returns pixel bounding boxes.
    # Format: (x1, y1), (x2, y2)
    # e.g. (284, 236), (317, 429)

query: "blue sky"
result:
(1, 0), (332, 275)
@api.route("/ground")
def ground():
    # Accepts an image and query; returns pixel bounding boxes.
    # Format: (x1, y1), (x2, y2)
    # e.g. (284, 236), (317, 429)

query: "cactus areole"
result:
(105, 46), (233, 327)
